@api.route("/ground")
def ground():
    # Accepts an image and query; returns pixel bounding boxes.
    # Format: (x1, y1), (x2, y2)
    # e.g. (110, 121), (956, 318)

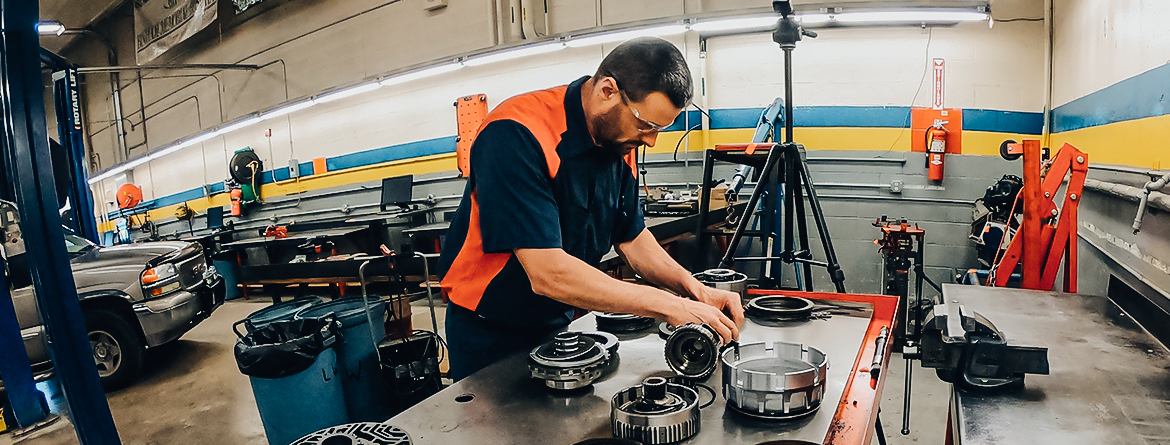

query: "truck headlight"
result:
(142, 264), (179, 297)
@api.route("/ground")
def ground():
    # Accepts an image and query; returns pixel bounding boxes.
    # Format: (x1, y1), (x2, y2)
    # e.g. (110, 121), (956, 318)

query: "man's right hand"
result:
(666, 298), (740, 345)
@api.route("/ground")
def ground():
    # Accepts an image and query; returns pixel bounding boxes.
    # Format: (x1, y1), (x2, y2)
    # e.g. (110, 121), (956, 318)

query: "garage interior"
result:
(0, 0), (1167, 444)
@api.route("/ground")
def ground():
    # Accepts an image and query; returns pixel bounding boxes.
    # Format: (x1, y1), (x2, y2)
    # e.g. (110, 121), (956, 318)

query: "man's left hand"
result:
(687, 286), (745, 329)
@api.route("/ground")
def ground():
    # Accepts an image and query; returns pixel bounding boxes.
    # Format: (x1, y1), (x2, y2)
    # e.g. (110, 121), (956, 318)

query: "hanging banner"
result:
(134, 0), (219, 64)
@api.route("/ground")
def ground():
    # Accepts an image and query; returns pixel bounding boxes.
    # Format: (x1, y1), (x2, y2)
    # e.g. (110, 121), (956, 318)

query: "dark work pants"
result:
(445, 303), (566, 381)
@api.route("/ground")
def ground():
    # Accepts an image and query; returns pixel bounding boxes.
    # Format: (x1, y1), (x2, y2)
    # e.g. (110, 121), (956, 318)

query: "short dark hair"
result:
(595, 37), (693, 109)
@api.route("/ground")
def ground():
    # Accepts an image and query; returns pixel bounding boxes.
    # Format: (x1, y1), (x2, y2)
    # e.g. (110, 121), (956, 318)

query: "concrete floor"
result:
(2, 296), (951, 445)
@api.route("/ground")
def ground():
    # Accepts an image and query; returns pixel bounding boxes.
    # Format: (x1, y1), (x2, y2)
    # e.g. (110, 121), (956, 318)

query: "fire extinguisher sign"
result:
(932, 58), (945, 110)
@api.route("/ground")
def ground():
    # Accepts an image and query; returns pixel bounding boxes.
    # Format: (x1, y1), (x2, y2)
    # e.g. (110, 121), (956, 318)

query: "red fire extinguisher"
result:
(230, 188), (243, 216)
(926, 119), (949, 181)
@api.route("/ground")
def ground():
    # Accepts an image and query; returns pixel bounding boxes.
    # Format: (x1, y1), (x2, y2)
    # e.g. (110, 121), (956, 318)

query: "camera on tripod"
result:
(772, 0), (818, 48)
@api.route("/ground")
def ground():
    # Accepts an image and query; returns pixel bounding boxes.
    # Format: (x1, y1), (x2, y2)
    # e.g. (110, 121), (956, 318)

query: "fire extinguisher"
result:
(230, 188), (243, 216)
(926, 119), (949, 181)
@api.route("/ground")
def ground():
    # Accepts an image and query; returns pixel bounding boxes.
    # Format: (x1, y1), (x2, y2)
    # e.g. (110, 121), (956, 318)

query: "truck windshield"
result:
(63, 231), (96, 256)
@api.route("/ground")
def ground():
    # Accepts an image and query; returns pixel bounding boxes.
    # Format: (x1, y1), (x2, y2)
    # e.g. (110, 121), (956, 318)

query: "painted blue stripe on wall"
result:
(1052, 63), (1170, 133)
(963, 109), (1043, 134)
(109, 106), (1042, 221)
(326, 136), (457, 172)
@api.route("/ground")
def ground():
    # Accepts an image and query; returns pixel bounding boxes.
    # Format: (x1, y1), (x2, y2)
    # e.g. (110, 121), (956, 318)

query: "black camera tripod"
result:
(700, 1), (846, 293)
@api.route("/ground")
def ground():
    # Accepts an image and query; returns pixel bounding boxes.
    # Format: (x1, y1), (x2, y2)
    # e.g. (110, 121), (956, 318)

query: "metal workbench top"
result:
(943, 284), (1170, 445)
(388, 301), (877, 444)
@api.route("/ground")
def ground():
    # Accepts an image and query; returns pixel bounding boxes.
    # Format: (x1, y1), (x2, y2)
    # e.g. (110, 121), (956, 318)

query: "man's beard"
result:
(592, 106), (643, 158)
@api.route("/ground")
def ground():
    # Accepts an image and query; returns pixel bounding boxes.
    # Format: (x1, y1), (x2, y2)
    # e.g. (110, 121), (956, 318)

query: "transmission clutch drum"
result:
(664, 323), (719, 379)
(693, 268), (748, 299)
(528, 332), (610, 390)
(721, 341), (829, 420)
(611, 377), (701, 444)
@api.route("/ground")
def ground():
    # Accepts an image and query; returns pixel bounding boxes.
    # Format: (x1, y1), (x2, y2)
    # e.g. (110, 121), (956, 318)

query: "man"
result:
(438, 37), (744, 381)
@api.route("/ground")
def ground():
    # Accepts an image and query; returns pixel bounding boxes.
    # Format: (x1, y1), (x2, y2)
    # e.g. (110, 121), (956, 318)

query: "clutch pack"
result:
(664, 323), (720, 380)
(528, 332), (610, 390)
(611, 377), (701, 444)
(292, 423), (410, 444)
(594, 312), (656, 333)
(721, 341), (829, 420)
(693, 268), (748, 299)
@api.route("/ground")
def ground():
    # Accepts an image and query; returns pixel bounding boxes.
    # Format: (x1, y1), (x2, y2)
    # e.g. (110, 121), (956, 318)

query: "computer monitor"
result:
(380, 174), (414, 212)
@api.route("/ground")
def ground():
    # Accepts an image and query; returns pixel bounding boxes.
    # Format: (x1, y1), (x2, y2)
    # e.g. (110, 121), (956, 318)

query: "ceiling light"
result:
(213, 116), (263, 136)
(566, 24), (688, 48)
(314, 82), (382, 104)
(260, 100), (315, 120)
(380, 63), (464, 87)
(798, 14), (833, 25)
(36, 21), (65, 36)
(689, 16), (779, 33)
(834, 10), (988, 23)
(464, 42), (565, 67)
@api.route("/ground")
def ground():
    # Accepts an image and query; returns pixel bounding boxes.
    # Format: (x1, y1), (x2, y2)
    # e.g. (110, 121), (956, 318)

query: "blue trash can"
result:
(244, 297), (323, 333)
(234, 318), (347, 445)
(296, 298), (389, 422)
(212, 259), (243, 300)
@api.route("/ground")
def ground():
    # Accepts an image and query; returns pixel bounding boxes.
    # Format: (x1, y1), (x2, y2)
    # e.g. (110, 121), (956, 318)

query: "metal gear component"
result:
(745, 295), (815, 322)
(292, 422), (411, 444)
(528, 332), (610, 390)
(721, 341), (829, 420)
(578, 331), (620, 357)
(664, 323), (720, 380)
(693, 268), (748, 299)
(658, 321), (675, 340)
(593, 312), (655, 333)
(611, 377), (701, 444)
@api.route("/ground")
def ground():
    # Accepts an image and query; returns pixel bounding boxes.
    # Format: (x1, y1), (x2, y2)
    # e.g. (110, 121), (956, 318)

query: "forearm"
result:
(515, 248), (686, 320)
(617, 229), (705, 298)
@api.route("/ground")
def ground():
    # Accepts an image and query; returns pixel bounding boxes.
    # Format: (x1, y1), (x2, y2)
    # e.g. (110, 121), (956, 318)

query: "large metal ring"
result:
(745, 295), (815, 321)
(720, 341), (829, 420)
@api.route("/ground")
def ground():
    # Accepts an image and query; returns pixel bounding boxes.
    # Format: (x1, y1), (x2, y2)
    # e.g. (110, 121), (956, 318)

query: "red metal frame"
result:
(747, 289), (899, 445)
(993, 142), (1088, 292)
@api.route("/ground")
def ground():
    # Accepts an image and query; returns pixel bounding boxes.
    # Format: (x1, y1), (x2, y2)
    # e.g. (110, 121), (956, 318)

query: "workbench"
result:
(942, 284), (1170, 444)
(386, 290), (896, 444)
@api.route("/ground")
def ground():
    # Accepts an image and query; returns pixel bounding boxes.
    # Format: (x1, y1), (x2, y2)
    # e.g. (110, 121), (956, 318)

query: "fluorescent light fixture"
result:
(36, 21), (65, 36)
(566, 24), (688, 48)
(689, 16), (779, 33)
(260, 99), (315, 120)
(834, 10), (988, 23)
(464, 42), (565, 67)
(212, 116), (263, 136)
(314, 82), (382, 104)
(380, 63), (464, 87)
(798, 14), (833, 25)
(149, 144), (185, 160)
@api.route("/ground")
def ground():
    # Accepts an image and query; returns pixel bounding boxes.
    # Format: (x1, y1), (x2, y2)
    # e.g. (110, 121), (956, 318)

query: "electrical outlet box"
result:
(423, 0), (448, 11)
(890, 180), (904, 194)
(288, 158), (300, 179)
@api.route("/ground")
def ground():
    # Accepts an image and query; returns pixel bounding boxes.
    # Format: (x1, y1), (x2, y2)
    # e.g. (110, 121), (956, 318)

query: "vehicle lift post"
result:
(0, 0), (122, 443)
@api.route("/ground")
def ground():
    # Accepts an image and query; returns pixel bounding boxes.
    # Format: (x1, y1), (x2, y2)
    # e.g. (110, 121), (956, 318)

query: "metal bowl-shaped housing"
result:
(720, 341), (829, 419)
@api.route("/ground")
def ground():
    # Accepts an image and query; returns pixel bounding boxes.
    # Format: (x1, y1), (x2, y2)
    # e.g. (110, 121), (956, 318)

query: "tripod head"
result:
(772, 1), (818, 49)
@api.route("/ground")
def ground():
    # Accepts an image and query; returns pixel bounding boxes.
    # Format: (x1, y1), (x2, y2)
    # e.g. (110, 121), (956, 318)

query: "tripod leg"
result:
(696, 149), (716, 267)
(719, 146), (783, 269)
(797, 155), (847, 293)
(790, 156), (815, 291)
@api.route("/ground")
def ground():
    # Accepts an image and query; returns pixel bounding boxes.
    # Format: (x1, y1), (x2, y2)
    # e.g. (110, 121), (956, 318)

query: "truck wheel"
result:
(85, 310), (144, 391)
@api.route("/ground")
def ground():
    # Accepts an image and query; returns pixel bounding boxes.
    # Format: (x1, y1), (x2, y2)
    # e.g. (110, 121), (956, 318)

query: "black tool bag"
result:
(234, 316), (338, 379)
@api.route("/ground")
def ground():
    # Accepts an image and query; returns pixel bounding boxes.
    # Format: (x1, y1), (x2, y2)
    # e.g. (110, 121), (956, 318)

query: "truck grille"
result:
(176, 250), (208, 289)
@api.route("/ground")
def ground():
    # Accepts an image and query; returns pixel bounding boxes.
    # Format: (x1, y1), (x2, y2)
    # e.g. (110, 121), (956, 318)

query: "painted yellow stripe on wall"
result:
(1050, 114), (1168, 170)
(100, 128), (1038, 233)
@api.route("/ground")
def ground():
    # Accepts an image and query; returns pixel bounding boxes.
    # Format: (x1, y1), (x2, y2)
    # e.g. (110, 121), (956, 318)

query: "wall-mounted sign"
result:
(134, 0), (219, 64)
(932, 58), (945, 110)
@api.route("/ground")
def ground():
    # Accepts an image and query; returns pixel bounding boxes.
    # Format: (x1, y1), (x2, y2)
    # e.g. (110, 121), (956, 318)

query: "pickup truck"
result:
(2, 201), (224, 390)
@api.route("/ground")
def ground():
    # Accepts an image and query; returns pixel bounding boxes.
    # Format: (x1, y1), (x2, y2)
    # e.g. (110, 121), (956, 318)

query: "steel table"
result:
(386, 290), (897, 444)
(943, 284), (1170, 444)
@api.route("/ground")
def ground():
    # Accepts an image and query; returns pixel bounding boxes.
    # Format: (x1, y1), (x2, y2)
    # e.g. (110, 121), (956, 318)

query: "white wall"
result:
(1052, 0), (1170, 106)
(65, 0), (1045, 212)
